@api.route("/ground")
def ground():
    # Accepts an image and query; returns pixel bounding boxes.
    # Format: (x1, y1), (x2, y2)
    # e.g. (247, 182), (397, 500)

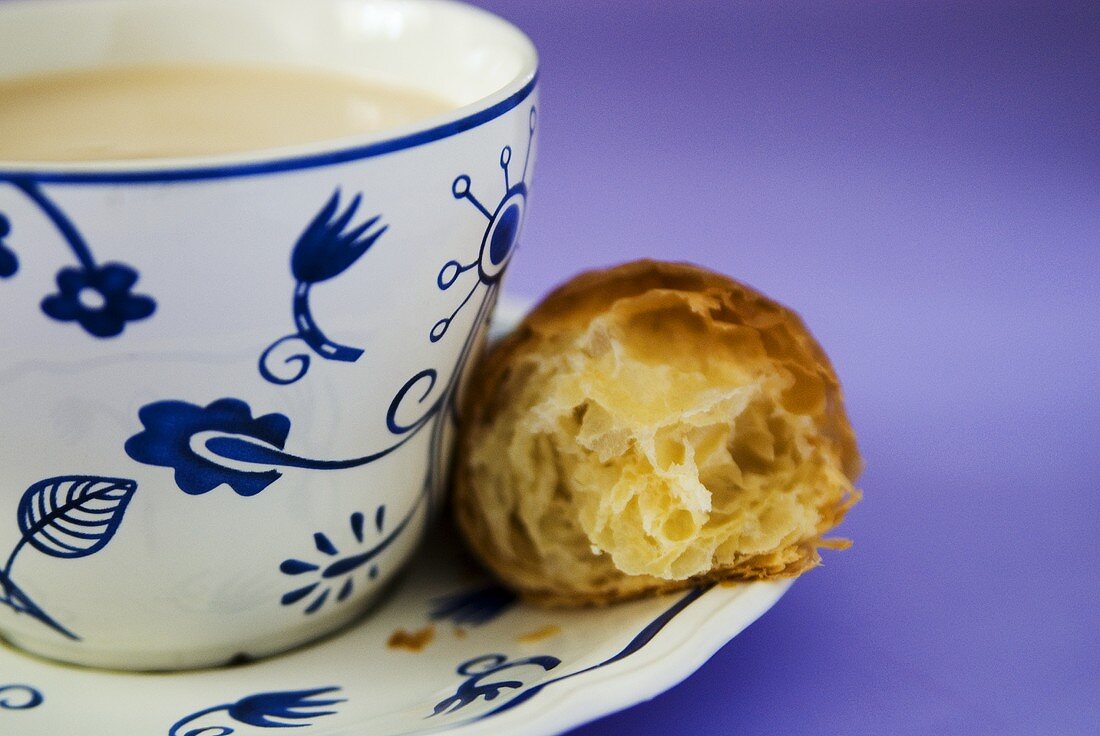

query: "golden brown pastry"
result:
(453, 260), (861, 606)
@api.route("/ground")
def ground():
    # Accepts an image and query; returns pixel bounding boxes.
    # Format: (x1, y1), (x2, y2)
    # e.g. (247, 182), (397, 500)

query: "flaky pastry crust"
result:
(453, 260), (862, 606)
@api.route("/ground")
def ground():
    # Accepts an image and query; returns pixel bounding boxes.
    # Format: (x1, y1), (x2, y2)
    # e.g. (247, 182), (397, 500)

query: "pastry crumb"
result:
(518, 624), (561, 644)
(387, 625), (435, 652)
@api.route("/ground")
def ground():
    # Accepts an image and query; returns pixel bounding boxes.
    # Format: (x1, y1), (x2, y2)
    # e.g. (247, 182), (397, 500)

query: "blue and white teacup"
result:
(0, 0), (537, 670)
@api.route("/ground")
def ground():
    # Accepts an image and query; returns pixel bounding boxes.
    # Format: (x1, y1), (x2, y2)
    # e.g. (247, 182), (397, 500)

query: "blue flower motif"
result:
(40, 263), (155, 338)
(125, 398), (291, 497)
(0, 213), (17, 278)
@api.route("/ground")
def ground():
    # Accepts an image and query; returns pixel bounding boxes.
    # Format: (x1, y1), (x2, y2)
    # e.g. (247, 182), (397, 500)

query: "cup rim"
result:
(0, 0), (539, 184)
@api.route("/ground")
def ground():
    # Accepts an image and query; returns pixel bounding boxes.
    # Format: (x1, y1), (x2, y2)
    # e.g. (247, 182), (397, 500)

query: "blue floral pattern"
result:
(41, 263), (155, 338)
(123, 377), (437, 493)
(0, 108), (538, 678)
(117, 112), (538, 646)
(0, 178), (155, 337)
(125, 399), (291, 497)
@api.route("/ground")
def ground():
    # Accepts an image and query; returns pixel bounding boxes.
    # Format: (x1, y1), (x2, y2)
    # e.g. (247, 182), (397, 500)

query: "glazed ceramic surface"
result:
(0, 506), (791, 736)
(0, 0), (538, 670)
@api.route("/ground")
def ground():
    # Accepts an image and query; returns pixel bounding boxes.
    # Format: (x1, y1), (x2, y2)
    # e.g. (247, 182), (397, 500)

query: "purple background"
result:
(470, 1), (1100, 733)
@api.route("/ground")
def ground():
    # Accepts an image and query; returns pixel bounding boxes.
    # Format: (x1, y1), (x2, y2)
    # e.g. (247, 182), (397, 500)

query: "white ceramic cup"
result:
(0, 0), (537, 670)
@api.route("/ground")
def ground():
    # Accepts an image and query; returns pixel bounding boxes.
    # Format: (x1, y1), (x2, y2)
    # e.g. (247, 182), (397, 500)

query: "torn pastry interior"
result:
(454, 260), (862, 606)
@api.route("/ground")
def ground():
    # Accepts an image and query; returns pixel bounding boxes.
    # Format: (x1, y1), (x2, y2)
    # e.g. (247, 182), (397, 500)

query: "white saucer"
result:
(0, 302), (792, 735)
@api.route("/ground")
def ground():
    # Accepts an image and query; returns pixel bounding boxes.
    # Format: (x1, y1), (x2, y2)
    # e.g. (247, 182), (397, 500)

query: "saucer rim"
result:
(448, 580), (792, 736)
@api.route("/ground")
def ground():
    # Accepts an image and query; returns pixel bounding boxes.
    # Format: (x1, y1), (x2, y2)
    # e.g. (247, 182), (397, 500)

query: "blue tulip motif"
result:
(169, 687), (344, 735)
(290, 192), (387, 285)
(259, 191), (388, 385)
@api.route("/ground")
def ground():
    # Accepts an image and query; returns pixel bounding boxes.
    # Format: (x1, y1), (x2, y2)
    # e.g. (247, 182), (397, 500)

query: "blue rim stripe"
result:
(0, 73), (538, 185)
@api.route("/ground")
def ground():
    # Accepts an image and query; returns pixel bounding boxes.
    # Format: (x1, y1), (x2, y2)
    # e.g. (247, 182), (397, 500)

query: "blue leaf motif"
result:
(16, 476), (137, 559)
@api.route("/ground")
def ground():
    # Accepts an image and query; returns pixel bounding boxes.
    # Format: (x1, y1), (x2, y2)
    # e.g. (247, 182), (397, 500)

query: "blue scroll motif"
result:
(431, 654), (561, 717)
(0, 685), (43, 711)
(259, 191), (388, 385)
(168, 687), (344, 735)
(0, 475), (137, 640)
(124, 367), (441, 496)
(431, 586), (709, 725)
(0, 178), (155, 337)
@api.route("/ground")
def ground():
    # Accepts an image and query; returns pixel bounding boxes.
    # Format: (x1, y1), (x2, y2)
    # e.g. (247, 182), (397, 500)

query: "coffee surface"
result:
(0, 64), (455, 162)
